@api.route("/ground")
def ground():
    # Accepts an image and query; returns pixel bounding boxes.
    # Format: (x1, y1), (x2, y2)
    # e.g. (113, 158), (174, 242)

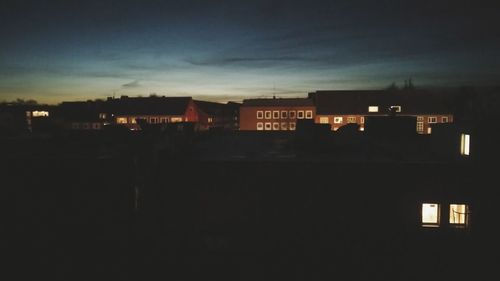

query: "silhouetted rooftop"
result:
(108, 96), (192, 115)
(242, 98), (314, 107)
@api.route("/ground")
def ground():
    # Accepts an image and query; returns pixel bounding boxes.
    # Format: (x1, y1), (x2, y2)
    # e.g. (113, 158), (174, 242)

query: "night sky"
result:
(1, 0), (499, 104)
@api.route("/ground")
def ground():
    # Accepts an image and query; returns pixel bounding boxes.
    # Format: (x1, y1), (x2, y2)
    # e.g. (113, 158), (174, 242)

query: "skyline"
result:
(1, 0), (500, 104)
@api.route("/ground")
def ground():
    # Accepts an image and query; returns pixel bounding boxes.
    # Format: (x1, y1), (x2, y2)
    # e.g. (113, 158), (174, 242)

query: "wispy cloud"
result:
(122, 80), (140, 88)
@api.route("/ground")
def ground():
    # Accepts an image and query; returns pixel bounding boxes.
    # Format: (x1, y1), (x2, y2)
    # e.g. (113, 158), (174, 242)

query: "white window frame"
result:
(390, 105), (402, 112)
(428, 116), (437, 123)
(360, 117), (365, 124)
(422, 203), (440, 227)
(265, 111), (272, 119)
(305, 110), (313, 119)
(442, 116), (449, 123)
(257, 111), (264, 119)
(347, 116), (356, 123)
(417, 116), (424, 121)
(272, 122), (279, 130)
(273, 111), (280, 119)
(289, 111), (296, 119)
(297, 111), (304, 119)
(449, 204), (469, 226)
(281, 111), (288, 119)
(416, 122), (424, 132)
(333, 117), (343, 124)
(264, 122), (272, 130)
(281, 122), (287, 130)
(289, 122), (296, 131)
(319, 117), (329, 124)
(257, 122), (264, 130)
(460, 134), (470, 156)
(368, 106), (379, 113)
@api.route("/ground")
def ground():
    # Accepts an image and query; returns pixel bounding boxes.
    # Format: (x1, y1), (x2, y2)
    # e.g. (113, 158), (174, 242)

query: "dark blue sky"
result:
(1, 0), (499, 103)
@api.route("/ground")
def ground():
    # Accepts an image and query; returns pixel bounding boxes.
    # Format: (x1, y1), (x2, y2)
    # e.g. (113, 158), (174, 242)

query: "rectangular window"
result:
(281, 111), (288, 119)
(273, 111), (279, 119)
(281, 122), (287, 130)
(360, 117), (365, 124)
(265, 111), (272, 119)
(333, 117), (343, 124)
(170, 117), (183, 123)
(289, 111), (296, 119)
(99, 113), (107, 119)
(347, 116), (356, 123)
(257, 122), (264, 130)
(422, 203), (440, 227)
(319, 117), (329, 124)
(390, 105), (402, 112)
(257, 111), (264, 119)
(297, 111), (304, 119)
(305, 110), (313, 119)
(450, 204), (469, 226)
(442, 116), (449, 123)
(428, 116), (437, 123)
(150, 117), (157, 124)
(264, 122), (272, 130)
(117, 117), (128, 124)
(273, 122), (279, 130)
(368, 106), (378, 113)
(289, 122), (296, 131)
(32, 111), (49, 117)
(416, 122), (424, 132)
(461, 134), (470, 156)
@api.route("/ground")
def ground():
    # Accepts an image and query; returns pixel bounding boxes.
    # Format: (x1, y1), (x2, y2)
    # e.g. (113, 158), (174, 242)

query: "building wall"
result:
(315, 114), (453, 134)
(240, 106), (316, 131)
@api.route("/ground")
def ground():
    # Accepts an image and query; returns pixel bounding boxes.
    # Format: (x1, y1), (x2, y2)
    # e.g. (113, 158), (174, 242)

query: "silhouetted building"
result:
(239, 98), (315, 131)
(57, 101), (107, 130)
(194, 100), (241, 131)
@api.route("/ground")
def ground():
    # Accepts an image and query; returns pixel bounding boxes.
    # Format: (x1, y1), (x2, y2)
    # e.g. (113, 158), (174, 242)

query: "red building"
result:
(239, 98), (316, 131)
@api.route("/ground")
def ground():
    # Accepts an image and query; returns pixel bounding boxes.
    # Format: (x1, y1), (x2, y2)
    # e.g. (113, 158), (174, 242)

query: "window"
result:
(117, 117), (128, 124)
(170, 117), (183, 123)
(273, 122), (279, 130)
(281, 122), (287, 130)
(92, 123), (100, 130)
(160, 117), (168, 123)
(422, 203), (440, 227)
(450, 204), (469, 226)
(333, 117), (343, 124)
(273, 111), (279, 119)
(390, 105), (402, 112)
(428, 116), (437, 123)
(297, 111), (304, 119)
(461, 134), (470, 156)
(360, 117), (365, 124)
(319, 117), (329, 124)
(32, 111), (49, 117)
(131, 117), (137, 124)
(289, 111), (296, 119)
(150, 117), (157, 124)
(265, 111), (272, 119)
(442, 116), (449, 123)
(417, 116), (424, 121)
(289, 122), (296, 130)
(257, 111), (264, 119)
(257, 122), (264, 130)
(416, 122), (424, 132)
(368, 106), (378, 113)
(305, 110), (313, 119)
(427, 127), (432, 134)
(281, 111), (288, 119)
(264, 122), (272, 130)
(208, 117), (213, 123)
(99, 113), (107, 119)
(347, 116), (356, 123)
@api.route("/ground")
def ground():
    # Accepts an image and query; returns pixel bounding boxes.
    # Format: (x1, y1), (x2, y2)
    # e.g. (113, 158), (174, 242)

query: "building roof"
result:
(242, 98), (314, 107)
(309, 90), (456, 115)
(108, 96), (192, 115)
(194, 100), (241, 116)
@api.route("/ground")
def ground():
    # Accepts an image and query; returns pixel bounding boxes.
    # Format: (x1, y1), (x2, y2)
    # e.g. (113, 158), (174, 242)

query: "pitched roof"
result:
(309, 90), (456, 115)
(108, 96), (192, 115)
(242, 98), (314, 107)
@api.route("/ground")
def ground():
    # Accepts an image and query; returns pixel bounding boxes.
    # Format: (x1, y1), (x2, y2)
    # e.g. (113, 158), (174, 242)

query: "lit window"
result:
(257, 111), (264, 119)
(32, 111), (49, 117)
(297, 111), (304, 119)
(427, 127), (432, 134)
(390, 105), (402, 112)
(26, 111), (31, 117)
(161, 117), (168, 123)
(319, 117), (329, 124)
(273, 122), (279, 130)
(333, 117), (343, 124)
(265, 111), (272, 119)
(257, 122), (264, 130)
(281, 111), (288, 119)
(428, 117), (437, 123)
(131, 118), (137, 124)
(264, 122), (272, 130)
(150, 117), (157, 124)
(289, 111), (296, 119)
(417, 116), (424, 121)
(305, 110), (313, 119)
(273, 111), (279, 119)
(360, 117), (365, 124)
(170, 117), (183, 123)
(281, 122), (287, 130)
(416, 122), (424, 132)
(289, 122), (296, 130)
(450, 204), (469, 226)
(99, 113), (107, 119)
(422, 203), (440, 227)
(460, 134), (470, 156)
(368, 106), (378, 113)
(208, 117), (213, 123)
(442, 116), (449, 123)
(117, 117), (128, 124)
(347, 116), (356, 123)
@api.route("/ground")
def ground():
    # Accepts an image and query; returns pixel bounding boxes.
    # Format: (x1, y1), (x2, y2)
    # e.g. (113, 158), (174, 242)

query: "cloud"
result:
(122, 80), (140, 88)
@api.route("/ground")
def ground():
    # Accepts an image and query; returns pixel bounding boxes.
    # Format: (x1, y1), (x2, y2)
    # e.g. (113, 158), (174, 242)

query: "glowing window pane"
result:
(461, 134), (470, 156)
(450, 204), (468, 225)
(422, 203), (439, 225)
(319, 117), (329, 124)
(116, 117), (128, 124)
(368, 106), (378, 113)
(32, 111), (49, 117)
